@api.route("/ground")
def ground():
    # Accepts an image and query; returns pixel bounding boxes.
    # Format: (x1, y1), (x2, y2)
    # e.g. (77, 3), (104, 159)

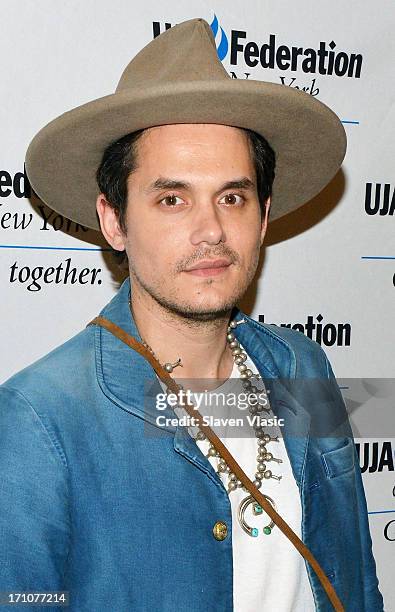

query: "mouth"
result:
(183, 259), (233, 277)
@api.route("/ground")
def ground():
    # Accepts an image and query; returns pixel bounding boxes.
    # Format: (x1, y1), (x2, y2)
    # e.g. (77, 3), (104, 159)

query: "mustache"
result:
(175, 246), (240, 273)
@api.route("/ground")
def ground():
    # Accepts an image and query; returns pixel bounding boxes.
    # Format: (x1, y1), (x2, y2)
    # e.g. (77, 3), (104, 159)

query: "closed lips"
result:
(185, 259), (232, 271)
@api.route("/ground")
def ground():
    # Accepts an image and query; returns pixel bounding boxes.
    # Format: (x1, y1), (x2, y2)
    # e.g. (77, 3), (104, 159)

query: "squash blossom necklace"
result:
(131, 299), (283, 537)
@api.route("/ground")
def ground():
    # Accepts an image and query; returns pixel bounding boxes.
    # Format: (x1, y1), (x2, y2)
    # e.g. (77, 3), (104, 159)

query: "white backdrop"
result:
(1, 1), (394, 608)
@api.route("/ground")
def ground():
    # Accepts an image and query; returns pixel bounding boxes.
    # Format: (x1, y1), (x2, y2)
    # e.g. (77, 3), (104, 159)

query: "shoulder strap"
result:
(89, 315), (344, 611)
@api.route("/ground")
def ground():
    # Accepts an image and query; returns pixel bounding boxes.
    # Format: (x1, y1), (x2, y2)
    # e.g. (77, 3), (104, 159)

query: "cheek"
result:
(230, 226), (261, 258)
(125, 224), (181, 275)
(124, 226), (152, 270)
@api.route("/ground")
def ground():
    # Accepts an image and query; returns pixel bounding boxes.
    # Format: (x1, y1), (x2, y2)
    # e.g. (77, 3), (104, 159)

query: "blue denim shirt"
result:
(0, 279), (384, 611)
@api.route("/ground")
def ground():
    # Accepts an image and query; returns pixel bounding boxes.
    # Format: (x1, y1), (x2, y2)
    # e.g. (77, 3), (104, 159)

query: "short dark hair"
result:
(96, 126), (276, 263)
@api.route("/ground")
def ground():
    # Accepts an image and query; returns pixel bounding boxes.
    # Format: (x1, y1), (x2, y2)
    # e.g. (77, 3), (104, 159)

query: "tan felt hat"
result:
(25, 17), (347, 230)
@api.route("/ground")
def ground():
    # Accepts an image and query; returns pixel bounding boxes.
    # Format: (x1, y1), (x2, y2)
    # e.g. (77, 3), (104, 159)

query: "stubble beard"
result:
(128, 245), (261, 324)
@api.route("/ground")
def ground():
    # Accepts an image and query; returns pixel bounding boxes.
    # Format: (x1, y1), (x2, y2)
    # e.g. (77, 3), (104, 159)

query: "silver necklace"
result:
(194, 319), (283, 537)
(129, 298), (283, 537)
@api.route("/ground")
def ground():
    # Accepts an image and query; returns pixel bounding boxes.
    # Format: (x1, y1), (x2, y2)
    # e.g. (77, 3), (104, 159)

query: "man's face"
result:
(101, 123), (270, 321)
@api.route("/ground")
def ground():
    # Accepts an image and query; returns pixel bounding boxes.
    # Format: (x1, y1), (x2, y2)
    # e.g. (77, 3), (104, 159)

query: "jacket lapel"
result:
(94, 277), (177, 432)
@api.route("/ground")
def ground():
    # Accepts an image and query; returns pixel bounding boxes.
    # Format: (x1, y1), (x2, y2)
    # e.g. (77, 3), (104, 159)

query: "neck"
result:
(129, 281), (235, 388)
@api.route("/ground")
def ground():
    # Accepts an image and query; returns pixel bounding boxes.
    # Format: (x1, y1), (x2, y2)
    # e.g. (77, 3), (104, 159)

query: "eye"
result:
(159, 194), (185, 207)
(219, 193), (245, 206)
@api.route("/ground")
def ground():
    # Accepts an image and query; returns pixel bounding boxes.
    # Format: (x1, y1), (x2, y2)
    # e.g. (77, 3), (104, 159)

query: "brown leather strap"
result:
(89, 315), (344, 611)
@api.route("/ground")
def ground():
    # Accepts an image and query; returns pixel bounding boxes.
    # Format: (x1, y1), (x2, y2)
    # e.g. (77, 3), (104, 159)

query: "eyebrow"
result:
(145, 176), (256, 196)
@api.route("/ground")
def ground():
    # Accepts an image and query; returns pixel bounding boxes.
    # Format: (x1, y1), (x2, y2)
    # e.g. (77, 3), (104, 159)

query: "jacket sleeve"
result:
(323, 356), (385, 612)
(0, 386), (70, 611)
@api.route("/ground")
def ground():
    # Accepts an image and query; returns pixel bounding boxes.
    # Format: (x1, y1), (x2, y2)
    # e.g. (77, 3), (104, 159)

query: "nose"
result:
(189, 200), (226, 246)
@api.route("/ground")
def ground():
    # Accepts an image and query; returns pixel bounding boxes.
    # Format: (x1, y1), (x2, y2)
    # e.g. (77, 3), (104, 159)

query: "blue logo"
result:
(210, 14), (228, 61)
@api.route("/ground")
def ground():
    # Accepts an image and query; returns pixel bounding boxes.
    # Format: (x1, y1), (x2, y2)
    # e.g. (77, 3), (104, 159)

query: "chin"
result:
(142, 276), (246, 320)
(172, 296), (239, 321)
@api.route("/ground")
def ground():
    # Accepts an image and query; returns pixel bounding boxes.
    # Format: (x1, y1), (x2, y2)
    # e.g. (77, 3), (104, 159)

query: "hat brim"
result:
(25, 79), (346, 230)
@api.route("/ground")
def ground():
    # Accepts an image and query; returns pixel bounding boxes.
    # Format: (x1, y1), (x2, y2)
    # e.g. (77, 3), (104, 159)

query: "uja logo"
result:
(152, 16), (363, 78)
(365, 183), (395, 216)
(355, 441), (394, 473)
(210, 14), (228, 61)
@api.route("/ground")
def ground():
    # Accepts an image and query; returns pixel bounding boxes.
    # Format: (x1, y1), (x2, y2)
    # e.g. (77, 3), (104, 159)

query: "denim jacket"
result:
(0, 278), (384, 611)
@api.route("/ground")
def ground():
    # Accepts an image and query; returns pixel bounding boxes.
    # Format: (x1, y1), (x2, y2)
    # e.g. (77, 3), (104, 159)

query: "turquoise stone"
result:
(253, 503), (263, 515)
(263, 526), (272, 535)
(251, 527), (259, 537)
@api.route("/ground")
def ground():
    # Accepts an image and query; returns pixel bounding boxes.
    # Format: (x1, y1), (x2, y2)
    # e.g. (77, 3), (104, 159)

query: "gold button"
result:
(213, 521), (228, 541)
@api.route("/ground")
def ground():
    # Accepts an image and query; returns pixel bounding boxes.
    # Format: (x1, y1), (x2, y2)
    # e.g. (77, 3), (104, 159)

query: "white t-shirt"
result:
(157, 347), (316, 611)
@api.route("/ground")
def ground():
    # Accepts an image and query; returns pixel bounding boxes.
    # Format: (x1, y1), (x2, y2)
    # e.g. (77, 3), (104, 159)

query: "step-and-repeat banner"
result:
(1, 1), (394, 607)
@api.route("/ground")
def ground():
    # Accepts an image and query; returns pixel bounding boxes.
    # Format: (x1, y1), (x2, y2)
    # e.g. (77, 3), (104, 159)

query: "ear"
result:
(260, 196), (271, 246)
(96, 194), (126, 251)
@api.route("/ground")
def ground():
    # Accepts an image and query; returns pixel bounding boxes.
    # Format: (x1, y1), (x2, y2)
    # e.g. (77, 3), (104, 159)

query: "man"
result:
(0, 18), (383, 612)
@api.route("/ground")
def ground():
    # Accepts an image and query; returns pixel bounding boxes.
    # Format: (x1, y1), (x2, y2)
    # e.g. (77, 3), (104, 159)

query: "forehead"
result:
(133, 123), (254, 171)
(140, 123), (249, 141)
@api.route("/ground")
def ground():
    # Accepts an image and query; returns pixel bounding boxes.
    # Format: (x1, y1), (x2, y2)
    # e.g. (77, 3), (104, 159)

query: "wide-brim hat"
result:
(25, 18), (346, 230)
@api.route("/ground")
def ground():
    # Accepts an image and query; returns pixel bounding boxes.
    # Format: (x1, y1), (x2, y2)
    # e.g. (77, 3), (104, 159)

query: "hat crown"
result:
(116, 18), (230, 92)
